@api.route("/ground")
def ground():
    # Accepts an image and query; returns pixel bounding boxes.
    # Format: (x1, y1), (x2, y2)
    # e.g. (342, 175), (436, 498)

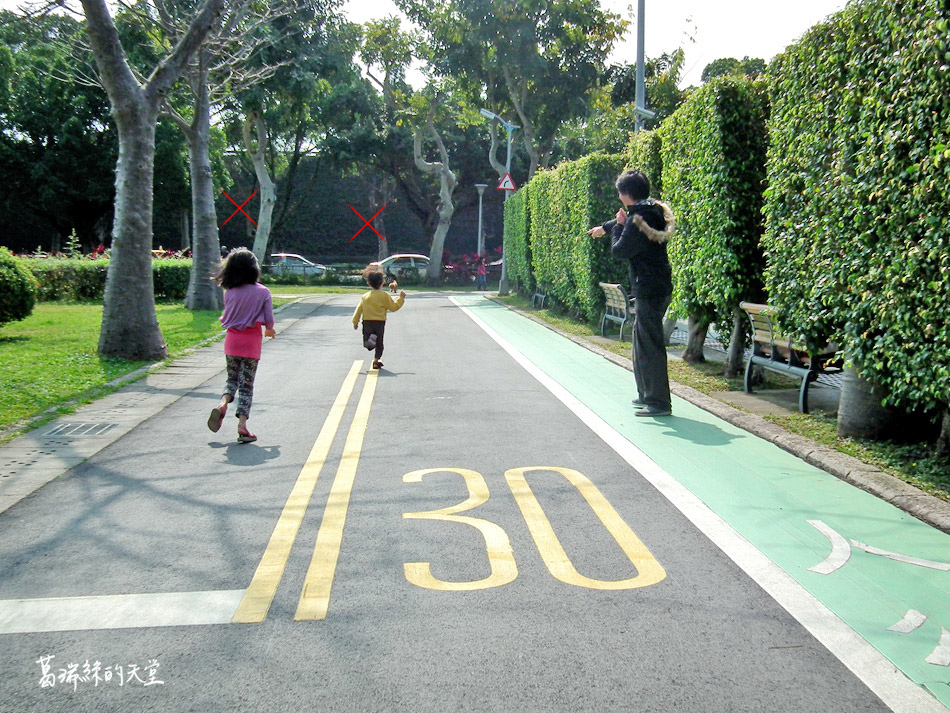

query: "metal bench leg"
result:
(620, 317), (627, 342)
(601, 314), (607, 337)
(799, 375), (810, 414)
(744, 357), (755, 393)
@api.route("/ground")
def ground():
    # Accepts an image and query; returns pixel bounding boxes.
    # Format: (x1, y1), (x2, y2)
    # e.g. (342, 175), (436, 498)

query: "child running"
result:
(207, 248), (276, 443)
(353, 265), (405, 369)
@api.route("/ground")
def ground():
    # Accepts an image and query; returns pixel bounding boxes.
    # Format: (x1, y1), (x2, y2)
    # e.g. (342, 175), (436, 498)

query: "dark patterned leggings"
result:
(225, 356), (259, 418)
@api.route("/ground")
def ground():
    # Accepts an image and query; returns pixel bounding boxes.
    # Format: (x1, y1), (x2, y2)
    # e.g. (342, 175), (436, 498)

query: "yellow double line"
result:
(232, 360), (379, 623)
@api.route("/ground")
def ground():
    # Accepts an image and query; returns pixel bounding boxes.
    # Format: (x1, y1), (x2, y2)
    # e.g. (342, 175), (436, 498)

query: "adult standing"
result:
(588, 171), (674, 417)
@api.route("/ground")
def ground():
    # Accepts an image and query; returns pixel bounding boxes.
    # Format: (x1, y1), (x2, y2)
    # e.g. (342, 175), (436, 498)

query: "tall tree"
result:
(80, 0), (225, 360)
(398, 0), (624, 181)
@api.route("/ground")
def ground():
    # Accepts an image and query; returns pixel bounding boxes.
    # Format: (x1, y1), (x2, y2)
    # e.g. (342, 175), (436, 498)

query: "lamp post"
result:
(634, 0), (656, 133)
(475, 183), (488, 256)
(479, 107), (519, 295)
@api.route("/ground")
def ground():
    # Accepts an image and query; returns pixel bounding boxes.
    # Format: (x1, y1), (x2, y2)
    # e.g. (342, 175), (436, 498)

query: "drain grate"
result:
(44, 423), (118, 437)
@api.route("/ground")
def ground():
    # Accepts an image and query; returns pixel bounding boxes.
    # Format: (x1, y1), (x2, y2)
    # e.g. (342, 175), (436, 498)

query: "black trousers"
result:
(362, 320), (385, 359)
(633, 293), (672, 410)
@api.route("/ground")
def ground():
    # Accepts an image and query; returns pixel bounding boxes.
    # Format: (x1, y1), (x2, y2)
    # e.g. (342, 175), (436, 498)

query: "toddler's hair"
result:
(214, 247), (260, 289)
(363, 265), (385, 289)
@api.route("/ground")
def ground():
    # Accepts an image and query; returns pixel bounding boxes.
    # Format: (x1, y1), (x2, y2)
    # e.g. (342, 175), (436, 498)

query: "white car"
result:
(370, 253), (430, 279)
(268, 253), (327, 276)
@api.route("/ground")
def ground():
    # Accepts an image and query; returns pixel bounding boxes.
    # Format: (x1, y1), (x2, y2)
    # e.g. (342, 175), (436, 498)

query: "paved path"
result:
(0, 293), (947, 712)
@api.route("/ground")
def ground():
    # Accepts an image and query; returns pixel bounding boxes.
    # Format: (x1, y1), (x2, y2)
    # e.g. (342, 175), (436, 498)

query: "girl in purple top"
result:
(207, 248), (275, 443)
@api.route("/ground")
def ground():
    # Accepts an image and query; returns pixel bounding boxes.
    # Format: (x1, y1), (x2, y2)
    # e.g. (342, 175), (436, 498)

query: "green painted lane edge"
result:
(460, 296), (950, 707)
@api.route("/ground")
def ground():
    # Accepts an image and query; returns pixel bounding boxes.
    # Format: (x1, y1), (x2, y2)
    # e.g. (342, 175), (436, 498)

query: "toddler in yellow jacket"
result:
(353, 266), (405, 369)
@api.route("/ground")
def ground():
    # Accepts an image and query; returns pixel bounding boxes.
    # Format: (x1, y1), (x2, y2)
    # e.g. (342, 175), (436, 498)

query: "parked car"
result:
(370, 253), (430, 280)
(268, 253), (327, 276)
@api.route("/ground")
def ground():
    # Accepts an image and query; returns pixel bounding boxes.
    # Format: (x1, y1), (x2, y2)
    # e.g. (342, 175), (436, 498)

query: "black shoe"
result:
(364, 334), (377, 350)
(635, 406), (672, 417)
(631, 397), (646, 407)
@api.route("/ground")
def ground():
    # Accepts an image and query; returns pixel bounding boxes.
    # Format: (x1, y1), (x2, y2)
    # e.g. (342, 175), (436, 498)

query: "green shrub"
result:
(625, 129), (664, 198)
(660, 76), (769, 326)
(0, 248), (38, 326)
(763, 0), (950, 412)
(526, 154), (626, 322)
(152, 259), (191, 300)
(16, 257), (192, 302)
(503, 188), (534, 294)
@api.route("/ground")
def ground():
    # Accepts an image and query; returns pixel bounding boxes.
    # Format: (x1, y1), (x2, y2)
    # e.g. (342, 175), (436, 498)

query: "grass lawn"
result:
(494, 294), (950, 500)
(0, 303), (221, 436)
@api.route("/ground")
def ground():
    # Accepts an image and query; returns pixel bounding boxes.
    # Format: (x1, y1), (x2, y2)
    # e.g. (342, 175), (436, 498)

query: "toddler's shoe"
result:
(237, 427), (257, 443)
(364, 334), (377, 351)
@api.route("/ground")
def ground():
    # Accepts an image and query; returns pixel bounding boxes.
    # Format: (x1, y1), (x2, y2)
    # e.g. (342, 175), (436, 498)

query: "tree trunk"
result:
(937, 409), (950, 460)
(683, 315), (709, 364)
(370, 178), (392, 261)
(723, 308), (746, 378)
(426, 197), (453, 285)
(98, 99), (169, 360)
(245, 112), (277, 264)
(662, 314), (677, 346)
(82, 0), (224, 360)
(185, 53), (222, 311)
(180, 209), (190, 251)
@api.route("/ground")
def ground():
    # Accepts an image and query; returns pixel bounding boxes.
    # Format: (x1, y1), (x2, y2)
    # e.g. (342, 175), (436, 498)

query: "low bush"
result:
(16, 256), (191, 302)
(0, 248), (37, 326)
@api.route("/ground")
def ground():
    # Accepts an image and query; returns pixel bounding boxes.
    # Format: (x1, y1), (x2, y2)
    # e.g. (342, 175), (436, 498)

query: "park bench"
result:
(532, 287), (549, 309)
(598, 282), (635, 341)
(739, 301), (841, 414)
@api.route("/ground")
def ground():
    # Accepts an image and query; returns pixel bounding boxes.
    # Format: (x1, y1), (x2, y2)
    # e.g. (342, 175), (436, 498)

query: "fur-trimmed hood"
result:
(632, 200), (675, 244)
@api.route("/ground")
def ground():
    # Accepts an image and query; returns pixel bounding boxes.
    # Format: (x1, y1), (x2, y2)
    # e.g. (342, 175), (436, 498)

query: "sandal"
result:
(237, 427), (257, 443)
(207, 405), (226, 432)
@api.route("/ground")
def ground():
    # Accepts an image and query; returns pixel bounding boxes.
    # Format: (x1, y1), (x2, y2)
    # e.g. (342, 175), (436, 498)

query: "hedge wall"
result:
(19, 258), (192, 302)
(625, 129), (663, 198)
(763, 0), (950, 412)
(502, 188), (533, 294)
(660, 76), (769, 327)
(0, 248), (37, 326)
(524, 153), (626, 322)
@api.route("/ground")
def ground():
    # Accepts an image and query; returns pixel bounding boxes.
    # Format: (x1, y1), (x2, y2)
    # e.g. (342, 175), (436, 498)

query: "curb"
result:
(489, 297), (950, 535)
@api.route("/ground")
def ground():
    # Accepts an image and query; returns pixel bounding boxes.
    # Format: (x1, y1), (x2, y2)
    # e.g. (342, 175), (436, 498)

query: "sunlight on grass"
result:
(0, 303), (221, 433)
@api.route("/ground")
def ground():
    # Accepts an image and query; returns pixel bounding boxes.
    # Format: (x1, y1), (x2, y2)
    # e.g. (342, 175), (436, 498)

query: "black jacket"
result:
(603, 199), (673, 299)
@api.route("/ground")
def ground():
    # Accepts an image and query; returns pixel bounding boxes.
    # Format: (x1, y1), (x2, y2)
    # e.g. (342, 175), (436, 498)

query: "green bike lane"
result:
(453, 295), (950, 710)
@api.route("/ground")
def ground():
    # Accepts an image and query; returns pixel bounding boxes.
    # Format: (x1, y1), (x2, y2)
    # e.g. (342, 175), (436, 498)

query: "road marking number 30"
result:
(402, 467), (666, 592)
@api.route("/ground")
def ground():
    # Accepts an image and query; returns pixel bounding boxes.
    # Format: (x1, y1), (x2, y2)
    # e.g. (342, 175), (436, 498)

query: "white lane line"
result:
(926, 629), (950, 667)
(850, 541), (950, 572)
(452, 296), (947, 713)
(0, 590), (246, 634)
(807, 520), (852, 575)
(887, 610), (928, 634)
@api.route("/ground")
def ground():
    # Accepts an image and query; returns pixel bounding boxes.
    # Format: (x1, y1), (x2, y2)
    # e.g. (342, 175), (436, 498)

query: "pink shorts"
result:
(224, 324), (263, 360)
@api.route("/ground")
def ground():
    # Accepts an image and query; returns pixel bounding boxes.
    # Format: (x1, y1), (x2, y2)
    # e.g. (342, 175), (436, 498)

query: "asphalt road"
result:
(0, 293), (916, 712)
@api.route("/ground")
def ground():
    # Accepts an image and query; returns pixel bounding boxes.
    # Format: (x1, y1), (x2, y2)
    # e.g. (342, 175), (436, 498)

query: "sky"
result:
(343, 0), (850, 88)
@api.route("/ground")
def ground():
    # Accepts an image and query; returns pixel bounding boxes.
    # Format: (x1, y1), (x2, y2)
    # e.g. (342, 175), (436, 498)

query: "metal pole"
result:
(635, 0), (646, 134)
(498, 124), (513, 295)
(475, 184), (488, 256)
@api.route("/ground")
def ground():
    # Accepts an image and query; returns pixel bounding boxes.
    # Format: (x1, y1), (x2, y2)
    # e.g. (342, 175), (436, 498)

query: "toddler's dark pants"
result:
(362, 320), (386, 359)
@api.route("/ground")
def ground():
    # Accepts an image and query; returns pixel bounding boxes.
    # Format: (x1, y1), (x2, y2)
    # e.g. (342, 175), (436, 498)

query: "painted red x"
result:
(348, 203), (387, 242)
(220, 189), (258, 228)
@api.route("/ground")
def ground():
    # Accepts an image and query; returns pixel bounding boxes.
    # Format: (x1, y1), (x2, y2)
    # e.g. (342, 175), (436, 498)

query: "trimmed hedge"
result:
(625, 129), (664, 198)
(0, 248), (37, 326)
(502, 188), (533, 294)
(660, 76), (769, 326)
(524, 153), (626, 322)
(763, 0), (950, 412)
(17, 258), (192, 302)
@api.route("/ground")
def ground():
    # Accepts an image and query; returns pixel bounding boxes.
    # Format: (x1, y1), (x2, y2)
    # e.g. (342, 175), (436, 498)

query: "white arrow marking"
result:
(850, 541), (950, 571)
(887, 609), (928, 634)
(925, 628), (950, 666)
(807, 520), (852, 575)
